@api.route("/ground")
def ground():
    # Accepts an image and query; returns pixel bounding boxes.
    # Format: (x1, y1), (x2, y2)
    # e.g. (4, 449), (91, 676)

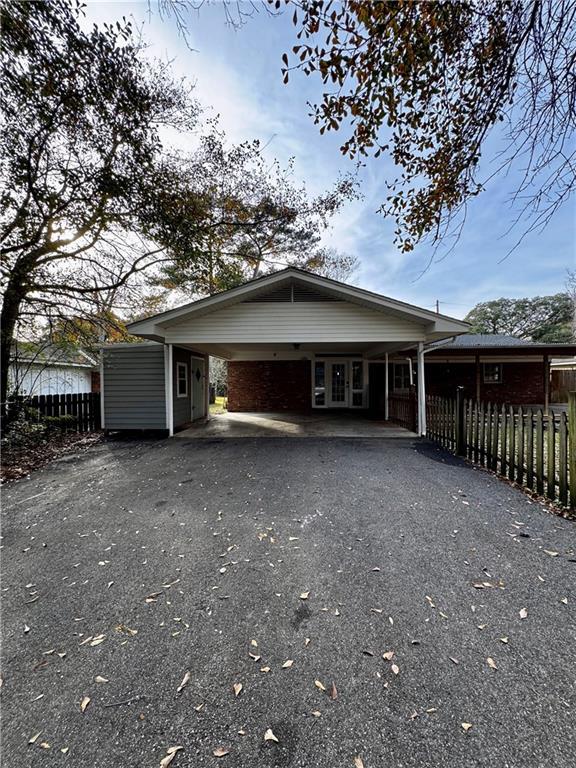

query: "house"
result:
(10, 343), (100, 396)
(101, 269), (576, 436)
(101, 268), (469, 435)
(416, 334), (576, 409)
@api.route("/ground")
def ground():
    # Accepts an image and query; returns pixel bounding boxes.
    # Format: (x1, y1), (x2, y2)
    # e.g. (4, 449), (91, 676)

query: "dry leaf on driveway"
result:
(391, 664), (400, 675)
(94, 675), (108, 683)
(382, 651), (394, 660)
(177, 671), (191, 693)
(300, 591), (310, 600)
(213, 747), (230, 757)
(487, 657), (497, 670)
(519, 607), (528, 619)
(80, 696), (90, 713)
(282, 660), (294, 669)
(160, 746), (183, 767)
(354, 757), (365, 768)
(330, 681), (338, 700)
(461, 722), (473, 732)
(314, 680), (326, 692)
(264, 728), (279, 743)
(233, 683), (243, 697)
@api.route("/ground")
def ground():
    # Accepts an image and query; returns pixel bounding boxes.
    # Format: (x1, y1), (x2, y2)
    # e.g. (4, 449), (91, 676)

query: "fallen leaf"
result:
(24, 624), (30, 634)
(304, 638), (311, 646)
(300, 591), (310, 600)
(314, 680), (326, 691)
(382, 651), (394, 660)
(233, 683), (243, 697)
(543, 550), (559, 557)
(371, 567), (381, 572)
(487, 657), (497, 670)
(177, 671), (191, 693)
(330, 681), (338, 700)
(250, 639), (258, 647)
(500, 637), (509, 644)
(60, 747), (69, 754)
(461, 722), (473, 732)
(450, 657), (459, 665)
(213, 747), (230, 758)
(260, 666), (270, 673)
(264, 728), (279, 743)
(160, 746), (183, 767)
(89, 635), (106, 647)
(80, 696), (90, 713)
(28, 732), (41, 744)
(248, 652), (261, 662)
(115, 624), (137, 636)
(193, 703), (204, 712)
(519, 608), (528, 619)
(426, 707), (438, 713)
(282, 660), (294, 669)
(40, 742), (50, 749)
(354, 757), (365, 768)
(311, 710), (321, 717)
(370, 608), (383, 614)
(391, 664), (400, 675)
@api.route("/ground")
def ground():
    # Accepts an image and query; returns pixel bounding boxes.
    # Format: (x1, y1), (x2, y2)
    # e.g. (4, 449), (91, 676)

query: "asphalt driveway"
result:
(1, 436), (575, 767)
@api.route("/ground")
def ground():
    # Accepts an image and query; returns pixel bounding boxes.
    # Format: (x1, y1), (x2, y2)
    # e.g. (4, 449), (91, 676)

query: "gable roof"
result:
(127, 267), (470, 339)
(12, 342), (98, 368)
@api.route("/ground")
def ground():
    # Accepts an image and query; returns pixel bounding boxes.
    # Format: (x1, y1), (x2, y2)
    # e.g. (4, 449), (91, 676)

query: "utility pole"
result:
(435, 299), (440, 314)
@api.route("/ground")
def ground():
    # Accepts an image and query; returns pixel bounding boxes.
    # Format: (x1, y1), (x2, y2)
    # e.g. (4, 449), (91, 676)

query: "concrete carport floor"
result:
(175, 411), (417, 438)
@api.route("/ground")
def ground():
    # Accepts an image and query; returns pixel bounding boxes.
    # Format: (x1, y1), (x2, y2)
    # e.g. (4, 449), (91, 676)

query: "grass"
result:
(209, 395), (227, 415)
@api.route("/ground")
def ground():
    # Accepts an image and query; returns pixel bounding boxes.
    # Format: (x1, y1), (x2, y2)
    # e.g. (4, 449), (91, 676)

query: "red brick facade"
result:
(228, 361), (311, 412)
(425, 361), (545, 404)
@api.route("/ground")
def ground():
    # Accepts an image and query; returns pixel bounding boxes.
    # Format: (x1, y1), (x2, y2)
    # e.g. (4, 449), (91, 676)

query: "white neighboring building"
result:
(10, 345), (98, 396)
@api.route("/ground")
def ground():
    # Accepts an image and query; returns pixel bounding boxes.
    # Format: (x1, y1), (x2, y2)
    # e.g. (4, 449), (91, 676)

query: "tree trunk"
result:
(1, 272), (28, 418)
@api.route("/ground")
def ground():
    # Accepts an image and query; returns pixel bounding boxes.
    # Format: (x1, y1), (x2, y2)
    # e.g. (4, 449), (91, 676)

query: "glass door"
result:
(328, 361), (348, 407)
(350, 360), (365, 408)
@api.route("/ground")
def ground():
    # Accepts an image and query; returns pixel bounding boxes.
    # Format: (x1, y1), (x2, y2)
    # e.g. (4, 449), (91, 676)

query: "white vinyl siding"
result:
(10, 364), (92, 396)
(163, 302), (426, 344)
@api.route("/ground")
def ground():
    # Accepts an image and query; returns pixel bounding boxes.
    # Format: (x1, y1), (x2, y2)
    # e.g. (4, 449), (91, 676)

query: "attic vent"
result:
(245, 282), (342, 303)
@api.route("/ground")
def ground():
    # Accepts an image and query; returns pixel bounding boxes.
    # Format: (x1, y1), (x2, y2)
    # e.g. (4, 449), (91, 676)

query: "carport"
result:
(106, 268), (468, 437)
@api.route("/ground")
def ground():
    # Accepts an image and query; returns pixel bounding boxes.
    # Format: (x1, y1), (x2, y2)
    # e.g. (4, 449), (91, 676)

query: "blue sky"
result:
(85, 1), (575, 319)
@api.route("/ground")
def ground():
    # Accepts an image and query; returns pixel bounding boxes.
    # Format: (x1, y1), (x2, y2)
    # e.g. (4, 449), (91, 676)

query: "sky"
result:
(84, 1), (575, 319)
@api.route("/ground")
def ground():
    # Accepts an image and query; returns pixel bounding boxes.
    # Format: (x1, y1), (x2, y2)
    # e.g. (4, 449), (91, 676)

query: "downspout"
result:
(415, 338), (456, 437)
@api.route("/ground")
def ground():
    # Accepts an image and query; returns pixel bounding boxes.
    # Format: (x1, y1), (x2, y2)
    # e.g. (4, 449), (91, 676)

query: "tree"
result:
(149, 132), (358, 295)
(277, 0), (576, 253)
(0, 0), (198, 409)
(464, 294), (573, 342)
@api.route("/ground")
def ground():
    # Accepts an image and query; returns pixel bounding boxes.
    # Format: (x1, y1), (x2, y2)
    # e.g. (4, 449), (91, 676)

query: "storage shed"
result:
(101, 342), (208, 434)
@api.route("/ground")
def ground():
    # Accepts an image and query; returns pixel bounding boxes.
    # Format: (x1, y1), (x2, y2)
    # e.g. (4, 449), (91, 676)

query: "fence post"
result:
(569, 392), (576, 510)
(455, 387), (465, 456)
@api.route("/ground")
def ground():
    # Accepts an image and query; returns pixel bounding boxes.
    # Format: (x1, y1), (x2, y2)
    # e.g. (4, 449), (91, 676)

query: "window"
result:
(314, 361), (326, 406)
(176, 362), (188, 397)
(393, 362), (414, 391)
(483, 363), (502, 384)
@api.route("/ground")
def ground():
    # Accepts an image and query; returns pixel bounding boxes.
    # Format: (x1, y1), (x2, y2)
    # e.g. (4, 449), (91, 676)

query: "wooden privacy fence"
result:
(426, 391), (576, 511)
(12, 392), (101, 432)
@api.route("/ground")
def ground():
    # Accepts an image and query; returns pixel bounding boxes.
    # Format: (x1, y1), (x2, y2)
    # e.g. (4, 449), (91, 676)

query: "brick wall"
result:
(228, 361), (311, 412)
(425, 361), (545, 404)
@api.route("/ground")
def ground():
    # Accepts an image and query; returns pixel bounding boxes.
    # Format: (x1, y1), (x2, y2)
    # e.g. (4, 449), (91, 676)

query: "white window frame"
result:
(176, 361), (188, 398)
(483, 362), (503, 384)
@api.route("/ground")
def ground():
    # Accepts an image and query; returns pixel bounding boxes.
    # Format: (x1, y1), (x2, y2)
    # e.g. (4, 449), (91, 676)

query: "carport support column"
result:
(165, 343), (174, 436)
(384, 353), (389, 420)
(417, 342), (426, 436)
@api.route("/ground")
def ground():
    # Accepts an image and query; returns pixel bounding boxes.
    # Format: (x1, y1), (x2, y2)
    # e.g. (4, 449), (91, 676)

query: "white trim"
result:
(176, 361), (188, 398)
(165, 344), (174, 436)
(204, 355), (210, 421)
(417, 342), (426, 436)
(384, 353), (389, 420)
(100, 351), (105, 430)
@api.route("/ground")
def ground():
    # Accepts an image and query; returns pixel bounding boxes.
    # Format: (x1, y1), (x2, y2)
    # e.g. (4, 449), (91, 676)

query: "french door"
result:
(313, 359), (366, 408)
